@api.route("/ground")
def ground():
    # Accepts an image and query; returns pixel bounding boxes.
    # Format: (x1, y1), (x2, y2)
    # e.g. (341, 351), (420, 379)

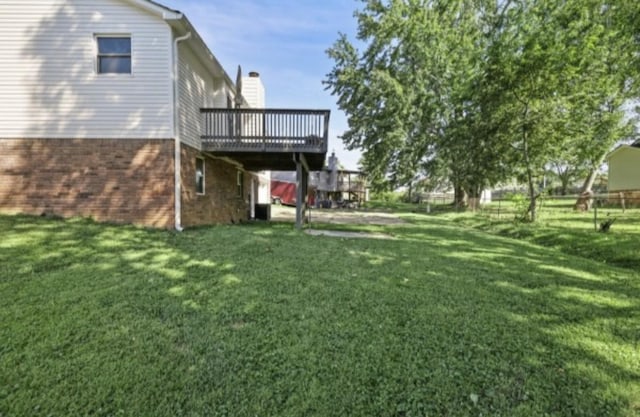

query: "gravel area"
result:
(270, 205), (405, 225)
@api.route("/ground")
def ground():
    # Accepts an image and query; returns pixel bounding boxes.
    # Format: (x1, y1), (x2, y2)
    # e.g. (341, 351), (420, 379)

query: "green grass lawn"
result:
(1, 213), (639, 416)
(437, 198), (640, 271)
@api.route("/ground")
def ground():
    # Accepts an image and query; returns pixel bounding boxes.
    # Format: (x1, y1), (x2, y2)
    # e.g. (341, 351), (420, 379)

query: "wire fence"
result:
(484, 196), (636, 229)
(417, 193), (640, 233)
(417, 192), (456, 206)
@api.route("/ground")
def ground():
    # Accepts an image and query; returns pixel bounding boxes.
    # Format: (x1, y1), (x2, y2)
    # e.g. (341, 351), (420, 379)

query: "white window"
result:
(96, 36), (131, 74)
(196, 158), (205, 195)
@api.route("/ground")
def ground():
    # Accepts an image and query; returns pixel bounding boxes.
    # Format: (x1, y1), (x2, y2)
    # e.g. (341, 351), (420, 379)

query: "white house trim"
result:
(124, 0), (181, 20)
(606, 144), (640, 160)
(172, 31), (191, 231)
(163, 16), (238, 101)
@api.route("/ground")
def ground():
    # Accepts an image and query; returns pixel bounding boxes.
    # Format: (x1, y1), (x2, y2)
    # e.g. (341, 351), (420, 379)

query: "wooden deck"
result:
(200, 108), (330, 170)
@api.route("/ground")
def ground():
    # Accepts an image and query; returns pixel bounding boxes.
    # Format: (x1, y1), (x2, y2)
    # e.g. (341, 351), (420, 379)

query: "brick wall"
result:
(180, 145), (251, 226)
(0, 138), (175, 228)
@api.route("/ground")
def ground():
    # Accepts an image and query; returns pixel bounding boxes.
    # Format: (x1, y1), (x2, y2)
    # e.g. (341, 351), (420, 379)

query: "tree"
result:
(480, 1), (582, 220)
(562, 1), (640, 207)
(326, 0), (640, 218)
(326, 0), (505, 200)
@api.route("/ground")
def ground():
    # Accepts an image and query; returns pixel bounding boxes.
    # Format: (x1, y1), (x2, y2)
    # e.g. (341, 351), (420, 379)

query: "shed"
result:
(607, 140), (640, 206)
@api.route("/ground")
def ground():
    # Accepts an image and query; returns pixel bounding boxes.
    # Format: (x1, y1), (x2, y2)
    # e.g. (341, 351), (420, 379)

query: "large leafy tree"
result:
(326, 0), (640, 217)
(326, 0), (502, 200)
(567, 1), (640, 206)
(483, 0), (639, 218)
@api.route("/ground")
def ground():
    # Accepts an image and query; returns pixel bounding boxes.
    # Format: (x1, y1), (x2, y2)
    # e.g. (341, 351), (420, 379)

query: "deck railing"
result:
(337, 182), (367, 193)
(201, 108), (330, 153)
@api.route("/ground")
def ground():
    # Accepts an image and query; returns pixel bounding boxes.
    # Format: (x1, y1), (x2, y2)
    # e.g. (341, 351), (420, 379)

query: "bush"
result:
(504, 192), (531, 222)
(370, 191), (402, 203)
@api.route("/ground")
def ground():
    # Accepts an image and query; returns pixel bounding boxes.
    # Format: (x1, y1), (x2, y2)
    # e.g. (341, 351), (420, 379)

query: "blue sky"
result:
(161, 0), (363, 170)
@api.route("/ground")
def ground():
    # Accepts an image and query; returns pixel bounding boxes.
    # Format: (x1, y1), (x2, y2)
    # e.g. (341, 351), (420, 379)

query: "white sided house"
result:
(607, 141), (640, 207)
(0, 0), (329, 228)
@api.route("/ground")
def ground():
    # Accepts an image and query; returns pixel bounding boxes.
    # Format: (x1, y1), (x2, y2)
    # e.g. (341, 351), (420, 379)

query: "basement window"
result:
(96, 36), (131, 74)
(196, 158), (205, 195)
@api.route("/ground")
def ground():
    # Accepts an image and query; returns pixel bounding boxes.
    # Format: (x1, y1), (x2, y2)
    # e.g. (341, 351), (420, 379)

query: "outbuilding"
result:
(607, 140), (640, 207)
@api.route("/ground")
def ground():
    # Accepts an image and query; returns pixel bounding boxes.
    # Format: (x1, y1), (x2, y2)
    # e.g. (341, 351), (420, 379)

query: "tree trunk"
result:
(525, 163), (537, 222)
(552, 163), (570, 196)
(521, 105), (537, 222)
(467, 185), (482, 211)
(558, 167), (570, 196)
(573, 152), (606, 210)
(454, 183), (467, 208)
(577, 169), (598, 196)
(560, 177), (569, 196)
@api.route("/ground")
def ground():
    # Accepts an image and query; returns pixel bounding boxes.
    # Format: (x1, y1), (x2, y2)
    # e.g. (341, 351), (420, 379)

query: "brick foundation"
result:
(0, 138), (175, 228)
(180, 145), (251, 226)
(0, 139), (255, 228)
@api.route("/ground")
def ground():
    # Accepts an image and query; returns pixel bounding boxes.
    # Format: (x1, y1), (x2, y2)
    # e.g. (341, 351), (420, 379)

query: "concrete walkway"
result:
(304, 229), (396, 240)
(269, 205), (402, 239)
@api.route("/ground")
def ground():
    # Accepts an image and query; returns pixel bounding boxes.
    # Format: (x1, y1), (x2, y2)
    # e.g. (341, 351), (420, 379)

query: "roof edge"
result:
(164, 16), (237, 94)
(607, 143), (640, 159)
(124, 0), (181, 19)
(123, 0), (243, 102)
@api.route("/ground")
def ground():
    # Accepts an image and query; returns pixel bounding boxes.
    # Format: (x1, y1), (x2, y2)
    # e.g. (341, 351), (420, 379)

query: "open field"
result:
(1, 213), (639, 416)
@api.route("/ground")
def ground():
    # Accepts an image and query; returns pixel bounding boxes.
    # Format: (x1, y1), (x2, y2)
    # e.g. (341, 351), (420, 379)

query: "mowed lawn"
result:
(1, 213), (639, 416)
(442, 199), (640, 271)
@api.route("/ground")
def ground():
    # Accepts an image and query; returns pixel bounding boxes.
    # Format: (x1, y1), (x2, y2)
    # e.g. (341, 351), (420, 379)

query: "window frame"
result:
(237, 170), (244, 198)
(195, 158), (205, 195)
(95, 34), (132, 75)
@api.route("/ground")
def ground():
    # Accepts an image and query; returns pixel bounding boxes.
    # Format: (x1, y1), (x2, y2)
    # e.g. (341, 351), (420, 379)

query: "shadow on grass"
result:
(302, 215), (640, 415)
(427, 208), (640, 272)
(1, 214), (639, 416)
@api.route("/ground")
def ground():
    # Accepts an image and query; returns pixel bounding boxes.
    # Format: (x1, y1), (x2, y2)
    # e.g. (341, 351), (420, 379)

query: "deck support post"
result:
(295, 153), (309, 229)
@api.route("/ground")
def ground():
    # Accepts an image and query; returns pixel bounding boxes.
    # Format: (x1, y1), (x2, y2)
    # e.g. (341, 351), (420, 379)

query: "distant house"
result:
(271, 152), (368, 208)
(607, 141), (640, 205)
(312, 152), (368, 207)
(0, 0), (328, 229)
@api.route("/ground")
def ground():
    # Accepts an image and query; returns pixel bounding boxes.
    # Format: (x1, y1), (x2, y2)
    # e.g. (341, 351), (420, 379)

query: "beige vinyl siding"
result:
(608, 147), (640, 192)
(0, 0), (173, 139)
(177, 42), (229, 150)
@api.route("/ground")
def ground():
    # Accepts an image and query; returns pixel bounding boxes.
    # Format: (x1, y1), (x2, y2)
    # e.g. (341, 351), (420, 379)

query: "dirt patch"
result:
(270, 205), (405, 225)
